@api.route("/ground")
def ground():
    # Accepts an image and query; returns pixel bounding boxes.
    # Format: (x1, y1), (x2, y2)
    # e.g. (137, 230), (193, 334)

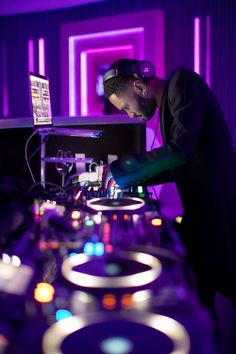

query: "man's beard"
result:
(137, 95), (157, 120)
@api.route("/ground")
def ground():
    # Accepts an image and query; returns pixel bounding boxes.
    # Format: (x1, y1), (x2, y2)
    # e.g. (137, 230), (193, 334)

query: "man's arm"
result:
(103, 69), (206, 189)
(110, 144), (186, 189)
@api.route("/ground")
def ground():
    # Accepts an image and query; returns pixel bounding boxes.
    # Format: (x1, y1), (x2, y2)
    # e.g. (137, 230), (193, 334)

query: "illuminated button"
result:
(71, 210), (80, 220)
(11, 255), (21, 267)
(83, 242), (94, 256)
(2, 253), (11, 264)
(102, 294), (116, 310)
(121, 294), (133, 309)
(93, 213), (102, 224)
(137, 186), (143, 194)
(105, 244), (113, 253)
(56, 309), (73, 321)
(85, 219), (94, 227)
(72, 220), (80, 229)
(151, 218), (163, 226)
(112, 214), (118, 221)
(94, 242), (104, 256)
(175, 216), (183, 224)
(103, 223), (111, 233)
(34, 282), (55, 303)
(123, 214), (129, 221)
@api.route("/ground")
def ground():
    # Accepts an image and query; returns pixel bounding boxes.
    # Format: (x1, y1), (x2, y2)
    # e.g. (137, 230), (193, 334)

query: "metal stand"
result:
(37, 127), (103, 188)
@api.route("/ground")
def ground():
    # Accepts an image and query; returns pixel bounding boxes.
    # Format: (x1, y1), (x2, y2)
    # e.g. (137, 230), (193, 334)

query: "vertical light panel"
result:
(69, 37), (76, 116)
(194, 17), (201, 75)
(68, 27), (144, 116)
(81, 45), (134, 116)
(38, 38), (45, 75)
(28, 39), (34, 72)
(80, 51), (88, 116)
(205, 16), (211, 86)
(2, 43), (9, 117)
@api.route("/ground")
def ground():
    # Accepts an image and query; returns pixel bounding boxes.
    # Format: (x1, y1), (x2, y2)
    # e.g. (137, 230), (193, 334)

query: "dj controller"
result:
(0, 183), (219, 354)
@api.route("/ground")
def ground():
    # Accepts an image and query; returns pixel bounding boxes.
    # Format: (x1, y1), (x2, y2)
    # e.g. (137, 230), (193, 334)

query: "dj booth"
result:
(0, 116), (219, 354)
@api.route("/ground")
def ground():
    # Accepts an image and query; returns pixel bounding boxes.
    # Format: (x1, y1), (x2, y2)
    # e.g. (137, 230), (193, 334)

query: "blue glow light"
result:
(100, 337), (133, 354)
(69, 252), (77, 258)
(56, 309), (73, 321)
(94, 242), (104, 256)
(83, 242), (94, 256)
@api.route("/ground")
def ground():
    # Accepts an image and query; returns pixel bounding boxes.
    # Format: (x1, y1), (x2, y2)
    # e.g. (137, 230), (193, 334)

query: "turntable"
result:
(86, 197), (145, 212)
(42, 311), (190, 354)
(61, 251), (162, 289)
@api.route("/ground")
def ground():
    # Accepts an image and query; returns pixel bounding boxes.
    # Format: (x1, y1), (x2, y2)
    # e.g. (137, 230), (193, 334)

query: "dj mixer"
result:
(0, 183), (219, 354)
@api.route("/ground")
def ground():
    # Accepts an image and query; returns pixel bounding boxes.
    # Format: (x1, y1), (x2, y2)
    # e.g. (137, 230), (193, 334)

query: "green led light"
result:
(85, 219), (94, 227)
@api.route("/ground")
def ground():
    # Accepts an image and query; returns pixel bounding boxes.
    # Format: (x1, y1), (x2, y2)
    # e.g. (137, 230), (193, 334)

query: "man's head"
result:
(103, 59), (158, 121)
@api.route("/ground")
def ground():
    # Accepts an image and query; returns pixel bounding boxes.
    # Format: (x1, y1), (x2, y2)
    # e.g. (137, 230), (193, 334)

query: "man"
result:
(102, 58), (236, 353)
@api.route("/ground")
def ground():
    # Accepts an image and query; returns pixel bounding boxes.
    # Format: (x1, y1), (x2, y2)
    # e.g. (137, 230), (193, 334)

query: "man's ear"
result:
(133, 80), (147, 97)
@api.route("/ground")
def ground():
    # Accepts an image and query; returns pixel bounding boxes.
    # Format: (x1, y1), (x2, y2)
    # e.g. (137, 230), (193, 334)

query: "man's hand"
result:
(101, 164), (116, 190)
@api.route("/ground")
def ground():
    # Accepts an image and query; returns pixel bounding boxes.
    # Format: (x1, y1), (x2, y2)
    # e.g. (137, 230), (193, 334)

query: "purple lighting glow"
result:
(69, 27), (144, 116)
(80, 51), (88, 116)
(2, 43), (9, 117)
(194, 17), (201, 75)
(69, 37), (76, 116)
(28, 39), (34, 73)
(71, 27), (144, 41)
(38, 38), (45, 75)
(80, 45), (134, 116)
(205, 16), (211, 86)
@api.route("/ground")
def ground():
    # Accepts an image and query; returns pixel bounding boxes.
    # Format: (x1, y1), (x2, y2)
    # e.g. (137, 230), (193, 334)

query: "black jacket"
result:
(111, 67), (236, 303)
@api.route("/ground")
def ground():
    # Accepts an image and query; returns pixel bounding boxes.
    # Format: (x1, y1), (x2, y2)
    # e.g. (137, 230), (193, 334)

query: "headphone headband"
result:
(103, 60), (156, 83)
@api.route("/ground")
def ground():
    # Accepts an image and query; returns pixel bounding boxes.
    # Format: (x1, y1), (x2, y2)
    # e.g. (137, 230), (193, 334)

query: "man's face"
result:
(109, 87), (156, 121)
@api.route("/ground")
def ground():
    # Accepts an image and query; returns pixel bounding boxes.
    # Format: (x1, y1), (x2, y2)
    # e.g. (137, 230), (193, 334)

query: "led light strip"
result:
(61, 251), (161, 288)
(42, 312), (190, 354)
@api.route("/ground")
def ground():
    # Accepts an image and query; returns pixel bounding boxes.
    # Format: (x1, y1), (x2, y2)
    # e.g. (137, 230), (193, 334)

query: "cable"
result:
(24, 130), (39, 183)
(25, 181), (68, 199)
(150, 110), (160, 150)
(23, 133), (49, 181)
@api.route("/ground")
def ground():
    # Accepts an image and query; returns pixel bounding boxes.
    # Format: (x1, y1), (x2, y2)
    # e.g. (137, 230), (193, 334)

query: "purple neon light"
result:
(38, 38), (45, 75)
(69, 27), (144, 116)
(69, 37), (76, 116)
(83, 45), (133, 55)
(205, 16), (211, 86)
(28, 39), (34, 72)
(71, 27), (144, 41)
(2, 43), (9, 117)
(194, 17), (201, 74)
(81, 45), (134, 116)
(80, 51), (88, 116)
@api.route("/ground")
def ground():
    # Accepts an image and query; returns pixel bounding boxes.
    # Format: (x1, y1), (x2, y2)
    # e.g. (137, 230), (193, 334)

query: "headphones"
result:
(103, 60), (156, 83)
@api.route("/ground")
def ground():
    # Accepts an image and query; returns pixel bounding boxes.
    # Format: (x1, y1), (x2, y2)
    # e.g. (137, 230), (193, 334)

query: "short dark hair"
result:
(103, 58), (139, 98)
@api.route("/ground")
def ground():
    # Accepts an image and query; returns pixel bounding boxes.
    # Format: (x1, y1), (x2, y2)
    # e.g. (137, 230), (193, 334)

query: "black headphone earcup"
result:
(138, 61), (156, 81)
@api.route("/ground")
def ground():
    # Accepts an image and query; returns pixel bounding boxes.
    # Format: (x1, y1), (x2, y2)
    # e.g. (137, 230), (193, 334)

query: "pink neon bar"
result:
(28, 39), (34, 72)
(194, 17), (201, 75)
(38, 38), (45, 75)
(205, 16), (211, 86)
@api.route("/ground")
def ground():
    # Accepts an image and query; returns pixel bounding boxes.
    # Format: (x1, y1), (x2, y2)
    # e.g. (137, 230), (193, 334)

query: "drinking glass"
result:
(55, 150), (73, 188)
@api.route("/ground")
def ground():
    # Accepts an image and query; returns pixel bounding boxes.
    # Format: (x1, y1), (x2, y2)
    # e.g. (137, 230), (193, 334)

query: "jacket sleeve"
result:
(111, 144), (186, 189)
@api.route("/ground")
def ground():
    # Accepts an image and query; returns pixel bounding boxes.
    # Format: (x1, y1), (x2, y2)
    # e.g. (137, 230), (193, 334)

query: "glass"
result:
(55, 150), (74, 188)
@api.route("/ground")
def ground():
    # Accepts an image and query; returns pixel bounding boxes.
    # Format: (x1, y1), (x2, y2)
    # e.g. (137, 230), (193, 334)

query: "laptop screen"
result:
(29, 72), (52, 128)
